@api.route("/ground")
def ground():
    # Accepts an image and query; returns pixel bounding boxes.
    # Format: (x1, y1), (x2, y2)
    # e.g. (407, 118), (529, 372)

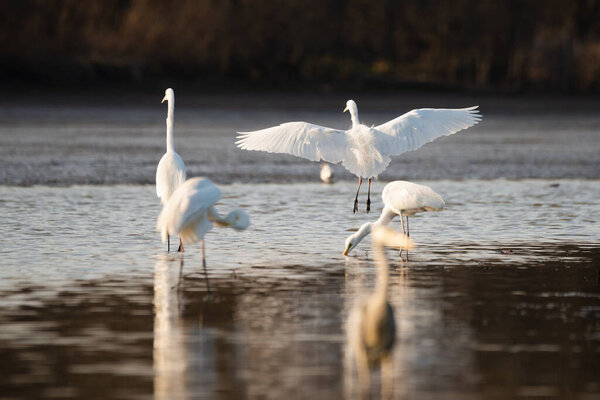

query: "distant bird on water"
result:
(343, 180), (444, 257)
(236, 100), (479, 213)
(347, 226), (413, 392)
(156, 177), (250, 266)
(156, 88), (186, 252)
(320, 163), (334, 184)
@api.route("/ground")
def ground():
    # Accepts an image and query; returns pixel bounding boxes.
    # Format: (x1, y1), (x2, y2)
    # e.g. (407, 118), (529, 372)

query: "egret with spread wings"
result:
(236, 100), (480, 213)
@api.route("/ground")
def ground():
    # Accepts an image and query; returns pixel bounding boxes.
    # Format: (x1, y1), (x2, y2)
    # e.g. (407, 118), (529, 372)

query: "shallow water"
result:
(1, 92), (600, 185)
(0, 180), (599, 399)
(1, 93), (600, 399)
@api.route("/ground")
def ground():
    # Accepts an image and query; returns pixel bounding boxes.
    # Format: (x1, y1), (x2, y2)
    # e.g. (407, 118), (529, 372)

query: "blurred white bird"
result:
(320, 163), (334, 184)
(156, 177), (250, 265)
(156, 88), (187, 252)
(236, 100), (479, 213)
(344, 181), (444, 257)
(347, 226), (413, 392)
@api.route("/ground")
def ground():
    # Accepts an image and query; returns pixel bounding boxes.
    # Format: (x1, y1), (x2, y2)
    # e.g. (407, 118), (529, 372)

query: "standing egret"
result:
(347, 226), (413, 393)
(343, 181), (444, 257)
(320, 163), (334, 184)
(156, 177), (250, 266)
(236, 100), (479, 213)
(156, 88), (186, 252)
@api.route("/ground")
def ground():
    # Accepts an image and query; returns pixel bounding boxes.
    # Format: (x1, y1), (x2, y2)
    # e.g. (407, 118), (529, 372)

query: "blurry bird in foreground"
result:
(237, 100), (479, 213)
(320, 163), (334, 184)
(156, 88), (186, 251)
(156, 177), (249, 266)
(347, 226), (413, 396)
(344, 181), (444, 259)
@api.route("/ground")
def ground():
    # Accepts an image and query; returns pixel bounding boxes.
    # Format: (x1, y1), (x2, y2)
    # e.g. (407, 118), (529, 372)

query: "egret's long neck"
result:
(353, 222), (372, 247)
(207, 206), (234, 227)
(375, 206), (396, 226)
(166, 98), (175, 152)
(207, 206), (226, 225)
(349, 106), (360, 127)
(372, 242), (390, 304)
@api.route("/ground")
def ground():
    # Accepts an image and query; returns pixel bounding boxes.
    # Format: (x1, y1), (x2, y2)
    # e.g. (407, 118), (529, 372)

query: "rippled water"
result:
(1, 92), (600, 185)
(1, 93), (599, 399)
(1, 180), (599, 399)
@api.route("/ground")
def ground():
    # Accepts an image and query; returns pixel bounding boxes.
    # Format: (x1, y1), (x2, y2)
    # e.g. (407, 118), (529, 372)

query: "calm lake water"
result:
(0, 93), (599, 399)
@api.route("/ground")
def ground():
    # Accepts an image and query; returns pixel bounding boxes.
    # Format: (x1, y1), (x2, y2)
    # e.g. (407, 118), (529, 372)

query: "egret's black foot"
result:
(353, 199), (359, 213)
(366, 199), (371, 213)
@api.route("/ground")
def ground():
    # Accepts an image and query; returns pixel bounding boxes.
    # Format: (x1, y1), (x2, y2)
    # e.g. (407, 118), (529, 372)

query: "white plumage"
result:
(156, 88), (186, 251)
(381, 180), (445, 217)
(156, 88), (186, 205)
(344, 180), (444, 256)
(156, 177), (250, 261)
(156, 152), (186, 204)
(237, 99), (480, 213)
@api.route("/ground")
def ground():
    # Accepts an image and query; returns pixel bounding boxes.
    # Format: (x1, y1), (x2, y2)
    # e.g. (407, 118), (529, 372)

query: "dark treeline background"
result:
(1, 0), (599, 93)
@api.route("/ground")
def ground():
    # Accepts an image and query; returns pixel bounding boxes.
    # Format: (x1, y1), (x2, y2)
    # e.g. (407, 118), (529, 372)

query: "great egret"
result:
(236, 100), (479, 213)
(156, 88), (187, 251)
(320, 163), (334, 184)
(343, 181), (444, 256)
(156, 177), (250, 266)
(347, 226), (413, 391)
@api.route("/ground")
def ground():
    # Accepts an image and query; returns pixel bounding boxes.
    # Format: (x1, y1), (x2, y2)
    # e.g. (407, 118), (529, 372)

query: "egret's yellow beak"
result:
(161, 95), (167, 103)
(343, 106), (348, 113)
(343, 243), (351, 256)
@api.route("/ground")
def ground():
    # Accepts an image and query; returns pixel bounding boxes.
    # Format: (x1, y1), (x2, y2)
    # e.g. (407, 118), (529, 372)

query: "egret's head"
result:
(162, 88), (174, 103)
(343, 235), (357, 256)
(343, 222), (371, 256)
(227, 209), (250, 231)
(343, 99), (357, 113)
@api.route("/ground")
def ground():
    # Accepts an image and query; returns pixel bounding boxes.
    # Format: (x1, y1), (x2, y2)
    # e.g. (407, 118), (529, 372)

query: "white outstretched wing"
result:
(373, 106), (481, 156)
(236, 122), (348, 163)
(156, 177), (221, 242)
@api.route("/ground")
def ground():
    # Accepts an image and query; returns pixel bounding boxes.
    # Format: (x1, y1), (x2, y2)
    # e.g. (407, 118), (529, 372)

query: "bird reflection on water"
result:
(346, 227), (413, 399)
(153, 257), (187, 400)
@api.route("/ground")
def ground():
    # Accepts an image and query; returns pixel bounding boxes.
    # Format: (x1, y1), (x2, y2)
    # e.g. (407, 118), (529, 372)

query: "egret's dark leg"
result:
(353, 177), (363, 213)
(171, 257), (185, 290)
(178, 258), (184, 284)
(202, 249), (211, 296)
(399, 215), (406, 257)
(366, 179), (372, 213)
(177, 238), (184, 253)
(167, 235), (170, 252)
(406, 217), (410, 261)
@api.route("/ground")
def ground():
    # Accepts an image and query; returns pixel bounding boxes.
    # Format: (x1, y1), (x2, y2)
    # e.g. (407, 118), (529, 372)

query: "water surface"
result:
(1, 93), (599, 399)
(1, 92), (599, 185)
(0, 180), (599, 399)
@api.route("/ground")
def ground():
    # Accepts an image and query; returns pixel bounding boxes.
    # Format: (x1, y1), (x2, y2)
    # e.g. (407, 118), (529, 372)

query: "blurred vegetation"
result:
(1, 0), (599, 92)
